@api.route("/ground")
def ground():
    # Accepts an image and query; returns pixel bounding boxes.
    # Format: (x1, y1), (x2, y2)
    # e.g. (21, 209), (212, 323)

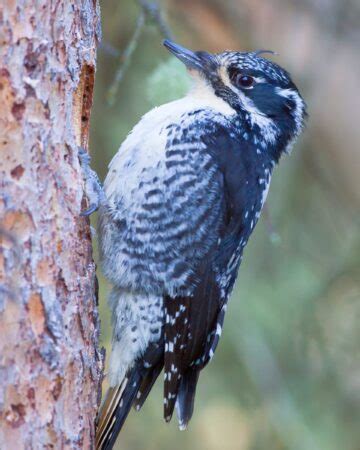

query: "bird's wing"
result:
(162, 115), (265, 425)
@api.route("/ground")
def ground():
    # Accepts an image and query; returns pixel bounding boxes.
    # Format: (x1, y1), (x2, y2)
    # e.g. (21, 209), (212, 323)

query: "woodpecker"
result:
(80, 40), (307, 450)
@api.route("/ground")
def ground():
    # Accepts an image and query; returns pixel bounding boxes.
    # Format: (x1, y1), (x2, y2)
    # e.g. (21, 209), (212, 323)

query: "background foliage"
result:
(90, 1), (360, 449)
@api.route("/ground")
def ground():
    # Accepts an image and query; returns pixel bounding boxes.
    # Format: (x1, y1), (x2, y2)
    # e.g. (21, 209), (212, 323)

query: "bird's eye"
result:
(235, 74), (255, 88)
(229, 68), (255, 89)
(228, 68), (256, 89)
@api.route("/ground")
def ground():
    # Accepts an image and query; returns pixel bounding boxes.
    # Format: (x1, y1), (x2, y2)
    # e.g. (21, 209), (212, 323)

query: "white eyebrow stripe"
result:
(275, 87), (295, 98)
(253, 76), (266, 83)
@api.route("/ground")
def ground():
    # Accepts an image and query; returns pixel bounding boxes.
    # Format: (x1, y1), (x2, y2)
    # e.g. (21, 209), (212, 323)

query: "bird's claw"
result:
(78, 147), (91, 165)
(78, 147), (105, 217)
(80, 204), (99, 217)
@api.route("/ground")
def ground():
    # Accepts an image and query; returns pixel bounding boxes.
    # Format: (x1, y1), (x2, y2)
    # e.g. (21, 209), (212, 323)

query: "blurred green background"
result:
(90, 1), (360, 449)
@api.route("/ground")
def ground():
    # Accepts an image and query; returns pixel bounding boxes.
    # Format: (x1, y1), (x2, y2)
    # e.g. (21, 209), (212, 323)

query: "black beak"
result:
(163, 40), (214, 73)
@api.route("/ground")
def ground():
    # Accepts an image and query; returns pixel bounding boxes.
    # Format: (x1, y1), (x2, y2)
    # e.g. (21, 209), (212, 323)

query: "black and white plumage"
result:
(90, 40), (307, 449)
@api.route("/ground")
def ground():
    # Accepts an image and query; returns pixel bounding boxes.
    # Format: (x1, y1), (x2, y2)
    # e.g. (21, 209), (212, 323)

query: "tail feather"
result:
(175, 369), (200, 430)
(132, 361), (163, 411)
(163, 295), (191, 422)
(96, 368), (142, 450)
(96, 383), (125, 444)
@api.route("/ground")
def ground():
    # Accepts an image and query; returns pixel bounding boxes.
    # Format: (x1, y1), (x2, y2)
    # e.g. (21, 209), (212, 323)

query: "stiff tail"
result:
(132, 362), (163, 411)
(176, 368), (200, 430)
(96, 368), (142, 450)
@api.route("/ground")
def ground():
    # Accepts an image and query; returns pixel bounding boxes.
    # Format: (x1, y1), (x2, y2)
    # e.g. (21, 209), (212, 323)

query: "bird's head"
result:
(164, 40), (307, 157)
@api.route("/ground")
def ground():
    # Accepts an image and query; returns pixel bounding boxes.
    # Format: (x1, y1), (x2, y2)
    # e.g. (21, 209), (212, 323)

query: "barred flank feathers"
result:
(96, 369), (142, 450)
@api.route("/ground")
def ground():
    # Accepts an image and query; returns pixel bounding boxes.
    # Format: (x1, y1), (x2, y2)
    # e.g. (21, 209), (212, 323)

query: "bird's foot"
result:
(78, 147), (105, 216)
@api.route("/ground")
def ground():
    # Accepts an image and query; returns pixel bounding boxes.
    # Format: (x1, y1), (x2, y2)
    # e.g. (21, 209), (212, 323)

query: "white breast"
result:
(104, 81), (235, 207)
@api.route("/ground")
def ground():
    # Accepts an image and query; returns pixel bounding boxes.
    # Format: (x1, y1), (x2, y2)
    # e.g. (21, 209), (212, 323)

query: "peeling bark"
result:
(0, 1), (103, 449)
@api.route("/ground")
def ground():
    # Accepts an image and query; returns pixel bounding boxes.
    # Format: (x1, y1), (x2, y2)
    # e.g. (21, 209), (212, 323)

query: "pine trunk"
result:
(0, 1), (103, 448)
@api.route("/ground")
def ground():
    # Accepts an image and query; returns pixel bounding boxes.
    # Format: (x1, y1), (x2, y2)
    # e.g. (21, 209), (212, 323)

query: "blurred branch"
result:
(106, 0), (174, 105)
(106, 10), (145, 105)
(138, 0), (174, 41)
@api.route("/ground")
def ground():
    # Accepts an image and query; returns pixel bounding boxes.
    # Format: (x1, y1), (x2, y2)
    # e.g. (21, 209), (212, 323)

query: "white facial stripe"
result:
(238, 93), (278, 143)
(219, 66), (279, 144)
(253, 76), (266, 83)
(275, 87), (304, 129)
(275, 87), (305, 153)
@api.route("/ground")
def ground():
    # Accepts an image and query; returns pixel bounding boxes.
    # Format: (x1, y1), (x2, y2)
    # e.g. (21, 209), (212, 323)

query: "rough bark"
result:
(0, 1), (103, 449)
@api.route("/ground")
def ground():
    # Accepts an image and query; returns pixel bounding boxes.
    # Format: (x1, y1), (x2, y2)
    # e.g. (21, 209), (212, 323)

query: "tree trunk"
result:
(0, 1), (103, 449)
